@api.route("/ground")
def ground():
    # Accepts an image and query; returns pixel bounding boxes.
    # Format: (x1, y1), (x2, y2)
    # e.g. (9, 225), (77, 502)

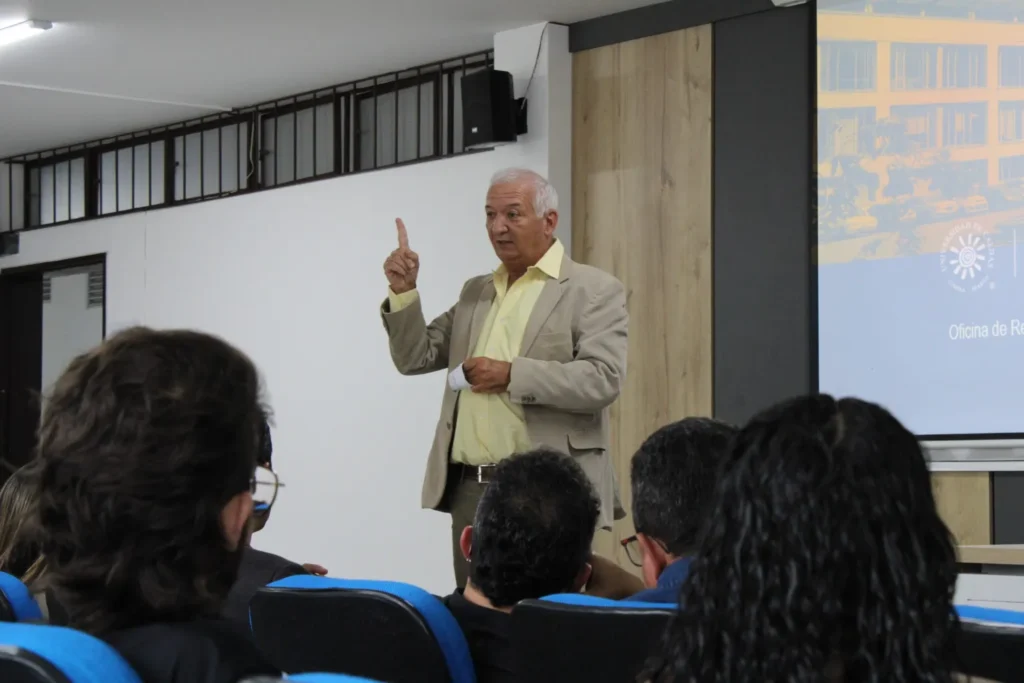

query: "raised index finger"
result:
(396, 218), (409, 250)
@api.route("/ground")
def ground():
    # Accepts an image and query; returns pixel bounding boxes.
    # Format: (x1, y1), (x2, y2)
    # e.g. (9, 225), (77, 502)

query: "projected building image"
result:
(818, 1), (1024, 266)
(816, 0), (1024, 437)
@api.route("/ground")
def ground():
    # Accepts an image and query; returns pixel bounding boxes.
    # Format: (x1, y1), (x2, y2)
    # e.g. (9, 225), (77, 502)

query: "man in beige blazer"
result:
(380, 168), (628, 586)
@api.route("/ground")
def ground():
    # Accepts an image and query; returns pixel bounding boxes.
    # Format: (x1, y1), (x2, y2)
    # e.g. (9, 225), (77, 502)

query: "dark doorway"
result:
(0, 254), (106, 482)
(0, 271), (43, 478)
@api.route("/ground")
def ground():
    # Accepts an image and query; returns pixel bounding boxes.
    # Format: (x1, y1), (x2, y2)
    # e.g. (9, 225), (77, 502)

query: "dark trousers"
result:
(446, 467), (489, 589)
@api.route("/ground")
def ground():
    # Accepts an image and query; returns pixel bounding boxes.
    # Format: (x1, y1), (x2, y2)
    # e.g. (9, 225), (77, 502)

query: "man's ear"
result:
(637, 533), (670, 589)
(459, 526), (473, 562)
(221, 491), (254, 551)
(572, 561), (593, 593)
(543, 210), (559, 238)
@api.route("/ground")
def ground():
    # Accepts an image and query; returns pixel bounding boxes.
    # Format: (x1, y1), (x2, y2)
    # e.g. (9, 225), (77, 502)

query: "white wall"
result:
(0, 23), (570, 594)
(957, 572), (1024, 610)
(41, 267), (105, 393)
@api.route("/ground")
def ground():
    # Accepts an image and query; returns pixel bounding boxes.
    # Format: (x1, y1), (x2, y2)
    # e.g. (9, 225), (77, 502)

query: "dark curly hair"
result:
(470, 448), (600, 608)
(642, 395), (958, 683)
(32, 326), (264, 634)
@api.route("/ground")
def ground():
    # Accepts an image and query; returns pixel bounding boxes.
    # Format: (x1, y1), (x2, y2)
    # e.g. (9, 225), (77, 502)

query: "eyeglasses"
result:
(621, 534), (642, 568)
(251, 465), (284, 513)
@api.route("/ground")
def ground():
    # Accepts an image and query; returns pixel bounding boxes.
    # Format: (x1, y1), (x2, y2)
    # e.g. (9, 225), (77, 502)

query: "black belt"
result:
(450, 462), (497, 485)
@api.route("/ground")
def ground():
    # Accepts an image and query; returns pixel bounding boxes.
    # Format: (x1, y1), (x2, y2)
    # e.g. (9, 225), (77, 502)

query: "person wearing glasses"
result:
(624, 417), (736, 604)
(221, 412), (328, 627)
(32, 327), (280, 683)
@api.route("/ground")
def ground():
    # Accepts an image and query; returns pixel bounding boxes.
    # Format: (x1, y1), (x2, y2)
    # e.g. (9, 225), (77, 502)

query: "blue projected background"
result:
(817, 0), (1024, 436)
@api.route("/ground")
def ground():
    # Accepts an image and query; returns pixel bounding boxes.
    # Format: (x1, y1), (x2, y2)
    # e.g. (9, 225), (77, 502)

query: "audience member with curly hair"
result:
(642, 394), (959, 683)
(443, 448), (601, 683)
(31, 326), (280, 683)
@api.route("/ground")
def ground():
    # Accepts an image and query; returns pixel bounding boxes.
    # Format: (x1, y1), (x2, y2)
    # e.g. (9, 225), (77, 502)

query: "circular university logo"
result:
(939, 221), (995, 293)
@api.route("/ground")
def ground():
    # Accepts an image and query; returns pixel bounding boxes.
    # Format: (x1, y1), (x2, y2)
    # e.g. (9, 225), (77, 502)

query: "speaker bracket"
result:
(515, 98), (529, 136)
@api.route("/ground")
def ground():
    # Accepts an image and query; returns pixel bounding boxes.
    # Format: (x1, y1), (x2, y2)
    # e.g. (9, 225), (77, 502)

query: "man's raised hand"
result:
(383, 218), (420, 294)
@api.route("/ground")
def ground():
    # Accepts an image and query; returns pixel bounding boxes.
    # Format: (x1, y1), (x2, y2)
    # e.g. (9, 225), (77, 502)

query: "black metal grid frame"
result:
(1, 49), (493, 233)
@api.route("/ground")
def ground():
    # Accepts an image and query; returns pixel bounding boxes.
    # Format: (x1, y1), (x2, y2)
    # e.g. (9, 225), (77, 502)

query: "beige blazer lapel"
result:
(464, 277), (496, 358)
(520, 256), (573, 356)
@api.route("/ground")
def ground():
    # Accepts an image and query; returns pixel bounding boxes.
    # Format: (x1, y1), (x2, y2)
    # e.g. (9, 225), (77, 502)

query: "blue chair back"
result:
(0, 622), (141, 683)
(0, 573), (42, 623)
(250, 576), (474, 683)
(509, 594), (675, 683)
(955, 604), (1024, 682)
(290, 675), (386, 682)
(238, 676), (384, 683)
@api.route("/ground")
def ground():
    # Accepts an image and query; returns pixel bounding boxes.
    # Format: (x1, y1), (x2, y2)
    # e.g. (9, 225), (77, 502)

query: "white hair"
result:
(489, 168), (559, 216)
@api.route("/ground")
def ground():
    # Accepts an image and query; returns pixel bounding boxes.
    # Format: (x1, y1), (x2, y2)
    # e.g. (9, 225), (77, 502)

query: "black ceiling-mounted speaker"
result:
(461, 69), (527, 150)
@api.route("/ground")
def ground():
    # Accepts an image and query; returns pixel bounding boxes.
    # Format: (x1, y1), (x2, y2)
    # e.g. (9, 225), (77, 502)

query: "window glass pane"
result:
(819, 41), (877, 92)
(0, 162), (26, 232)
(360, 80), (436, 169)
(69, 158), (86, 220)
(942, 103), (987, 146)
(27, 166), (40, 227)
(397, 80), (434, 162)
(942, 44), (986, 88)
(39, 165), (53, 225)
(174, 133), (202, 201)
(100, 144), (163, 213)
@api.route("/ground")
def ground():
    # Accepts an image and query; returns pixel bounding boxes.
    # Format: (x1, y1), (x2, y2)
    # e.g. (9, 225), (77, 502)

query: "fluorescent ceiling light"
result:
(0, 20), (53, 48)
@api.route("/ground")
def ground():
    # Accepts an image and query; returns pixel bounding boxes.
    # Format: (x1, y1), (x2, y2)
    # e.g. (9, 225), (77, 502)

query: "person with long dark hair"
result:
(0, 465), (55, 618)
(31, 327), (280, 683)
(642, 395), (958, 683)
(0, 466), (43, 582)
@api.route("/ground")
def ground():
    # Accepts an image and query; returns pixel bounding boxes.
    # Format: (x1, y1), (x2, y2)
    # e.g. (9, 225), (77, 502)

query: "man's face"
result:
(485, 181), (558, 272)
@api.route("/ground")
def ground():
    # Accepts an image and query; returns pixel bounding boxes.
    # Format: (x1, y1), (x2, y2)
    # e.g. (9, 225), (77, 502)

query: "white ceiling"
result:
(0, 0), (660, 158)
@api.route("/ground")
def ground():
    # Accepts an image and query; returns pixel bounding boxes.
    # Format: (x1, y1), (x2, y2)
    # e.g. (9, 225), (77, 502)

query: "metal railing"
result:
(0, 49), (493, 233)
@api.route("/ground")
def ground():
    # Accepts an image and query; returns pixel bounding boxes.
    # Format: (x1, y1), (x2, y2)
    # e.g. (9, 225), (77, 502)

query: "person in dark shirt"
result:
(105, 620), (276, 683)
(444, 448), (600, 683)
(221, 412), (327, 626)
(31, 327), (280, 683)
(624, 418), (736, 604)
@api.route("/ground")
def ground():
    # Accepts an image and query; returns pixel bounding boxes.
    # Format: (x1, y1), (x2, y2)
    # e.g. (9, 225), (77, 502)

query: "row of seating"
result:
(4, 572), (1024, 683)
(249, 576), (680, 683)
(0, 619), (380, 683)
(245, 576), (1024, 683)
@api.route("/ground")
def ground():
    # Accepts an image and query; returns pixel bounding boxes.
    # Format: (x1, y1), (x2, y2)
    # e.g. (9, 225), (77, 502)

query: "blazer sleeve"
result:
(380, 293), (456, 376)
(270, 561), (309, 583)
(508, 276), (628, 412)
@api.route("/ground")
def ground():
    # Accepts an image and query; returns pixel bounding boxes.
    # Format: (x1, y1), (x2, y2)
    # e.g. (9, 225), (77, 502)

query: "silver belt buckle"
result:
(477, 465), (494, 483)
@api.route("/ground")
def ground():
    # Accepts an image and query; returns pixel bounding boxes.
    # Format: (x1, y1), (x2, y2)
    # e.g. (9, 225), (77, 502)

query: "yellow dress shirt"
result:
(388, 240), (564, 465)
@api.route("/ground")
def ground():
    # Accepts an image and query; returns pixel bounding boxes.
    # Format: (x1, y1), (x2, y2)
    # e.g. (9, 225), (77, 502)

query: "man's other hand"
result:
(585, 554), (644, 600)
(464, 357), (512, 394)
(383, 218), (420, 294)
(302, 563), (329, 576)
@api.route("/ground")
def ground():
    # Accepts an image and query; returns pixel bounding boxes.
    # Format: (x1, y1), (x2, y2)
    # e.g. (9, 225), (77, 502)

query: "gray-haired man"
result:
(380, 168), (630, 586)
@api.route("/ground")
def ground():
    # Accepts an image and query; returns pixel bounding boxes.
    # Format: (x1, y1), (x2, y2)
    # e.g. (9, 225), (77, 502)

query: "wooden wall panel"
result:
(572, 26), (714, 565)
(932, 472), (992, 547)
